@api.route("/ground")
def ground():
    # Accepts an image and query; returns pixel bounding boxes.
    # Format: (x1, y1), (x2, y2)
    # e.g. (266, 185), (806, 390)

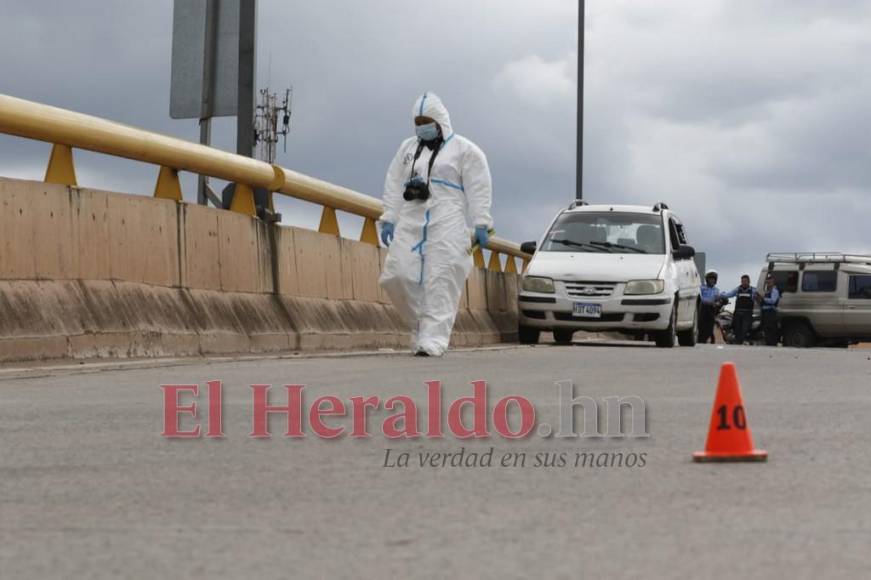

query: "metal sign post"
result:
(171, 0), (256, 206)
(576, 0), (585, 201)
(236, 0), (256, 158)
(197, 0), (218, 205)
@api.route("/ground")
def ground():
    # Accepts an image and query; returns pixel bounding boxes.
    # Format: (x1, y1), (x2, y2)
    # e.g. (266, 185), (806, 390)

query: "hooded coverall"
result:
(379, 92), (493, 356)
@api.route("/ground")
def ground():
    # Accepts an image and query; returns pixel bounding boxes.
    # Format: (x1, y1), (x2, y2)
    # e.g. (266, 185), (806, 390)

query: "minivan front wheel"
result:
(655, 305), (678, 348)
(519, 325), (541, 345)
(553, 329), (574, 344)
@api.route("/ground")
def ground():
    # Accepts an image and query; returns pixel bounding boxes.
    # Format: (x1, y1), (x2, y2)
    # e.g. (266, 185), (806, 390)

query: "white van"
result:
(518, 202), (701, 348)
(759, 253), (871, 347)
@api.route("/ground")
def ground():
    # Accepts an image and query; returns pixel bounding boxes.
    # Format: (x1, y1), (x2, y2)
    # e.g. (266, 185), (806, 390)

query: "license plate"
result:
(573, 302), (602, 318)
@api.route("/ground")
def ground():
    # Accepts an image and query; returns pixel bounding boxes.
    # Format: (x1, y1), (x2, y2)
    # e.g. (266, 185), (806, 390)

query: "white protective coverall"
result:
(379, 92), (493, 356)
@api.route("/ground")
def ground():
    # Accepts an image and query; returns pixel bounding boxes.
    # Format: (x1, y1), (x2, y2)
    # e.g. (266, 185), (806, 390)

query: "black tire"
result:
(782, 322), (815, 348)
(719, 313), (734, 344)
(678, 303), (698, 347)
(519, 325), (541, 345)
(553, 329), (574, 344)
(655, 305), (678, 348)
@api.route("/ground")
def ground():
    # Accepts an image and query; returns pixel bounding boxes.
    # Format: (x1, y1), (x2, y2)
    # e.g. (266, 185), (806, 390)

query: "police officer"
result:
(758, 273), (781, 346)
(698, 270), (721, 344)
(721, 274), (756, 345)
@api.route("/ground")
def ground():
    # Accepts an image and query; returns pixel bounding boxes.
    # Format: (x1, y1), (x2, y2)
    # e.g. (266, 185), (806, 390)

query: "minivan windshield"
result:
(541, 212), (665, 254)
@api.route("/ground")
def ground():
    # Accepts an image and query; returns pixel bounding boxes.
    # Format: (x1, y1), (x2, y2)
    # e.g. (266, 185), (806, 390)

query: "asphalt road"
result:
(1, 342), (870, 579)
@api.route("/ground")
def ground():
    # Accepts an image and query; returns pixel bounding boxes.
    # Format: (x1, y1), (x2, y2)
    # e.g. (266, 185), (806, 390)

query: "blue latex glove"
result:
(380, 222), (395, 247)
(474, 225), (489, 249)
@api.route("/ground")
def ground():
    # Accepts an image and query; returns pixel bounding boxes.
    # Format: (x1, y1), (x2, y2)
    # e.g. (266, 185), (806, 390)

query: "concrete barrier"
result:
(0, 177), (519, 362)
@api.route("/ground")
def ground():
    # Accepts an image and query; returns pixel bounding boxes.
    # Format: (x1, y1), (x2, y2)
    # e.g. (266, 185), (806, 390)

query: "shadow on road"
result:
(540, 340), (655, 349)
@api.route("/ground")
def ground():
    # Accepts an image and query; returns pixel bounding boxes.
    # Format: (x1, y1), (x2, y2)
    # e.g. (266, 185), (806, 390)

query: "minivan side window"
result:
(849, 275), (871, 299)
(668, 218), (680, 250)
(801, 271), (837, 292)
(674, 221), (688, 245)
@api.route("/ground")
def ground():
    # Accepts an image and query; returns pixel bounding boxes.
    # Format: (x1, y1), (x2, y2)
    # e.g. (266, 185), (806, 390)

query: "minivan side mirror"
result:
(520, 241), (537, 255)
(673, 244), (695, 260)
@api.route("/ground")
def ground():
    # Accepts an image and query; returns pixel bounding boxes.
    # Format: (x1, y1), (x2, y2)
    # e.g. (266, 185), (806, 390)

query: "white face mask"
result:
(415, 122), (439, 142)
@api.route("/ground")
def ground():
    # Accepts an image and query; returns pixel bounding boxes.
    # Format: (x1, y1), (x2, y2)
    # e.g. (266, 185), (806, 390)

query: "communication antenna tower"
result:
(254, 87), (291, 164)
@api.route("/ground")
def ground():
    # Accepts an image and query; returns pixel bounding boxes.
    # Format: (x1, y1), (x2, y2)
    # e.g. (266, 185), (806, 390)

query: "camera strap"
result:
(409, 138), (443, 185)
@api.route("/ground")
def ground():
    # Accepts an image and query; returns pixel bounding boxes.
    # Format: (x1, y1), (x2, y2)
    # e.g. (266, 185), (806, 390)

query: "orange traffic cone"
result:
(693, 362), (767, 462)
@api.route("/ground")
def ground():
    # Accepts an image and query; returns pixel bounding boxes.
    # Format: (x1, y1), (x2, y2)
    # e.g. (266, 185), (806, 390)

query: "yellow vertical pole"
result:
(153, 166), (183, 201)
(230, 183), (257, 216)
(319, 206), (340, 236)
(44, 143), (77, 186)
(360, 217), (379, 246)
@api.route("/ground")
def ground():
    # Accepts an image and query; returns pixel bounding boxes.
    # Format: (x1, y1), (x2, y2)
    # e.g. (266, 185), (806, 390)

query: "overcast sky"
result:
(1, 0), (869, 286)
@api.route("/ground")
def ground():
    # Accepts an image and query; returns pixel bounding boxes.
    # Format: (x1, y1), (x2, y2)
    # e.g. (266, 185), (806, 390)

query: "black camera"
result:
(403, 175), (430, 201)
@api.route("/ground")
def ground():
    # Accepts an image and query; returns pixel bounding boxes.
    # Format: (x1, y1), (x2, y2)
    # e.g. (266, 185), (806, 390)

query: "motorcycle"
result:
(716, 298), (764, 345)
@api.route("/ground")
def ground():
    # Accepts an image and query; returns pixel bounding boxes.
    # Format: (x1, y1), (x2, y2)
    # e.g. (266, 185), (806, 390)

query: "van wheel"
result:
(519, 325), (541, 345)
(553, 329), (574, 344)
(678, 304), (698, 347)
(782, 322), (815, 348)
(655, 306), (678, 348)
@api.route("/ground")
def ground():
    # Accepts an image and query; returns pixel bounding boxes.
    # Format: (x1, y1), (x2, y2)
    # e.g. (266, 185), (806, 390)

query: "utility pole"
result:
(576, 0), (585, 201)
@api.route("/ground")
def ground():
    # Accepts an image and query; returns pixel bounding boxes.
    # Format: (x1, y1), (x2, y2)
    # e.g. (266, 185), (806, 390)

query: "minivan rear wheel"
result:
(677, 302), (698, 347)
(519, 325), (541, 345)
(655, 305), (678, 348)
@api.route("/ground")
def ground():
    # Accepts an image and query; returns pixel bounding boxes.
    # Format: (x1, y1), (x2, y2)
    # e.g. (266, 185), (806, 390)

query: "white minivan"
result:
(518, 202), (701, 348)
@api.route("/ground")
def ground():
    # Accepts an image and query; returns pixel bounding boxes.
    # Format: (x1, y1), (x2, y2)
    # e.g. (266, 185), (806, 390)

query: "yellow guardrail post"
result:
(230, 184), (257, 216)
(318, 206), (340, 236)
(154, 166), (182, 201)
(44, 143), (77, 186)
(360, 218), (379, 246)
(473, 247), (486, 269)
(487, 250), (502, 272)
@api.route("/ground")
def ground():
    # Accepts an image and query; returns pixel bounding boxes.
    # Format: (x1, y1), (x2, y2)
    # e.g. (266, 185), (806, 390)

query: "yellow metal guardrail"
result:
(0, 94), (530, 272)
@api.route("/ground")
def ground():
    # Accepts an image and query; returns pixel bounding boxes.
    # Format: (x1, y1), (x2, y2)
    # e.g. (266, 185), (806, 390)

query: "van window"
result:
(849, 275), (871, 299)
(801, 271), (837, 292)
(770, 271), (798, 293)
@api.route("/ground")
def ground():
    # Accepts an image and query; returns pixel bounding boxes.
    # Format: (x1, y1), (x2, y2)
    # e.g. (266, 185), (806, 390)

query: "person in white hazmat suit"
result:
(378, 92), (493, 357)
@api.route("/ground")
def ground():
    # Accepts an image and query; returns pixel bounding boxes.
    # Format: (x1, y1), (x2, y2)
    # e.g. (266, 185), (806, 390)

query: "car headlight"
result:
(522, 276), (555, 294)
(624, 279), (664, 295)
